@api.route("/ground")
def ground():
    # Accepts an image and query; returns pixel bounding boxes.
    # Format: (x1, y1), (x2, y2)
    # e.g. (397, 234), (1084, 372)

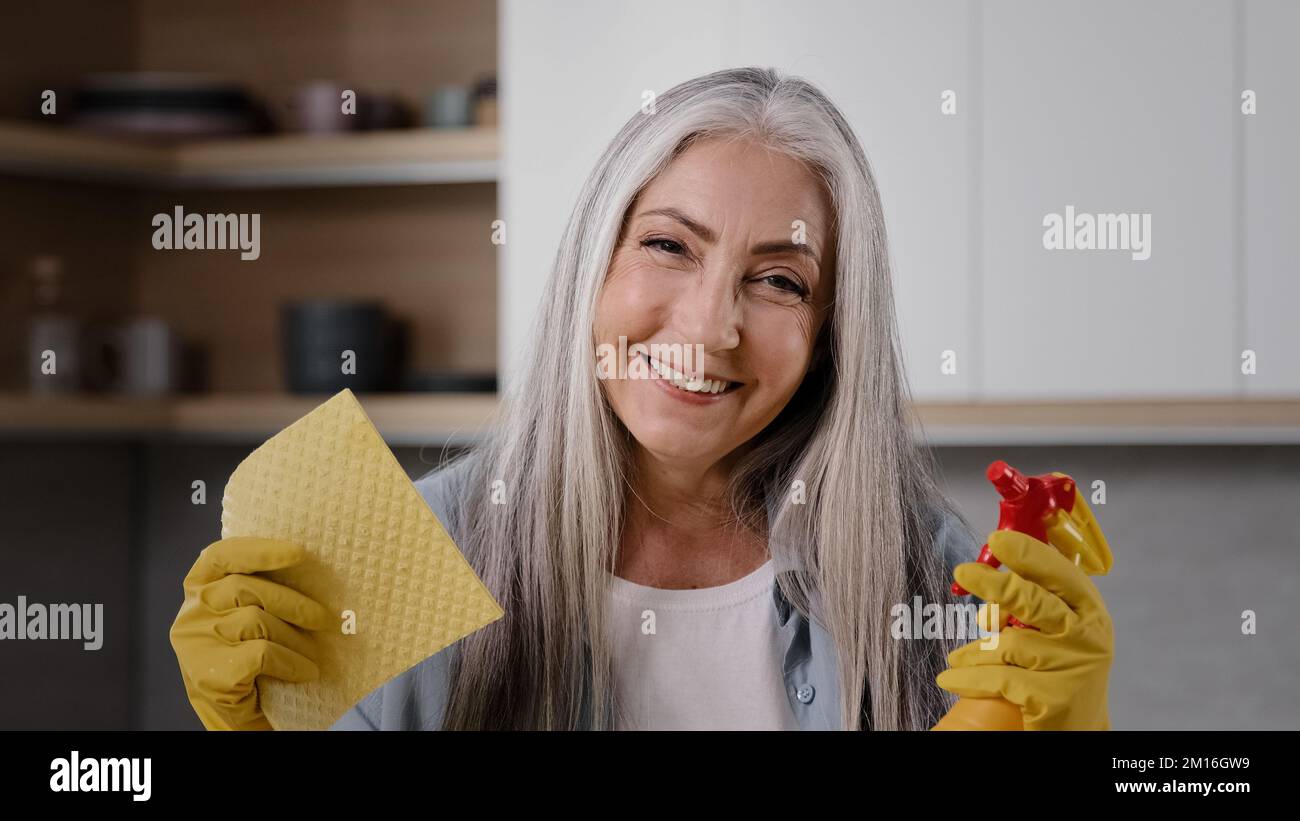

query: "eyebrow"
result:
(637, 207), (819, 262)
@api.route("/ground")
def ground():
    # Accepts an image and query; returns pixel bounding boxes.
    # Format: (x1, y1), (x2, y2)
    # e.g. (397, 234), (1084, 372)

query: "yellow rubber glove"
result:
(169, 537), (335, 731)
(935, 528), (1114, 730)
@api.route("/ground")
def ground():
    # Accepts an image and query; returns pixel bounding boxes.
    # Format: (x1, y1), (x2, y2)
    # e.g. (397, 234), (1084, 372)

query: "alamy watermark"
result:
(0, 596), (103, 650)
(50, 751), (150, 801)
(151, 205), (261, 261)
(1042, 205), (1151, 261)
(890, 596), (1000, 650)
(595, 336), (707, 386)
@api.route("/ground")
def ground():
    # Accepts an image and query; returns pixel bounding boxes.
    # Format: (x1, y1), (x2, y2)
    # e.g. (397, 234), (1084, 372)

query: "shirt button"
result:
(795, 684), (815, 704)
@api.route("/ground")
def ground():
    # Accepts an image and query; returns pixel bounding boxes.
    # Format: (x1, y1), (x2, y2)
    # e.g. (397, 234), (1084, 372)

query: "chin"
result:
(623, 420), (729, 464)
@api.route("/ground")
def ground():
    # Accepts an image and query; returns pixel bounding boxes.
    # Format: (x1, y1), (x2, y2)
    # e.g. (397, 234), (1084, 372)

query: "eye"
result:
(760, 272), (808, 297)
(642, 237), (687, 256)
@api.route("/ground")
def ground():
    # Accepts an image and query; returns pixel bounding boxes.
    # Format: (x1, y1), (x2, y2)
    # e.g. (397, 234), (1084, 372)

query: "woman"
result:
(171, 68), (1113, 731)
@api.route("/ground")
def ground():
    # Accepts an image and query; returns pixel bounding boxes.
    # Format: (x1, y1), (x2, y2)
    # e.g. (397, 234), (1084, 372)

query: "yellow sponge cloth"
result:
(220, 389), (503, 730)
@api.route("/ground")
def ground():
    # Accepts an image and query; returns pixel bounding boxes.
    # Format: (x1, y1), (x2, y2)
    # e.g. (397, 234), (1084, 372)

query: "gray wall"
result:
(2, 440), (1295, 730)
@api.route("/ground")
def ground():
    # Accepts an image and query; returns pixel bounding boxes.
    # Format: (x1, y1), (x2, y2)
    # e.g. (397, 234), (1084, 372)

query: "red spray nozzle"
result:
(951, 462), (1078, 628)
(987, 460), (1030, 499)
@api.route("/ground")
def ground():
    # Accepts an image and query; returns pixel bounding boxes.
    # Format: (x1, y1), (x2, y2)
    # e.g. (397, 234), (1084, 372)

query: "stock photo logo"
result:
(50, 751), (151, 801)
(151, 205), (261, 261)
(1042, 205), (1151, 261)
(891, 596), (1001, 650)
(595, 336), (734, 395)
(0, 596), (104, 650)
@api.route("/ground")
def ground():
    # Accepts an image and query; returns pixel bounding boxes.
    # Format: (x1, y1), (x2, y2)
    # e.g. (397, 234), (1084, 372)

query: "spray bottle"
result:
(932, 460), (1113, 731)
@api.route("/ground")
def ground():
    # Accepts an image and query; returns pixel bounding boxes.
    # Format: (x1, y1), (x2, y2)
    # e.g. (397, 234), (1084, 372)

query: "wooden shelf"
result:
(912, 399), (1300, 445)
(2, 394), (1299, 446)
(0, 392), (497, 446)
(0, 122), (498, 189)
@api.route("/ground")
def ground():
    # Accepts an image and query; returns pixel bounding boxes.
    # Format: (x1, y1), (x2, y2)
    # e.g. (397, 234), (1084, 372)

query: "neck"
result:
(614, 446), (768, 588)
(630, 448), (737, 528)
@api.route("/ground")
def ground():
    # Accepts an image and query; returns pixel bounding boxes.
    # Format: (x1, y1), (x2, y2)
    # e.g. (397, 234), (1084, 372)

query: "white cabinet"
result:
(980, 0), (1237, 399)
(1244, 0), (1300, 397)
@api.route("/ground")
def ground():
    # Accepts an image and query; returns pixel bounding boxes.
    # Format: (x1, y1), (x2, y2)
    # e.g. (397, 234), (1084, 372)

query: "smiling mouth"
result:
(643, 352), (742, 395)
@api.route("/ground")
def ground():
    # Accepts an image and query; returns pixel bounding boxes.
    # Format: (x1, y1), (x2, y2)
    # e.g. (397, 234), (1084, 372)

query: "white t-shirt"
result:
(604, 559), (800, 730)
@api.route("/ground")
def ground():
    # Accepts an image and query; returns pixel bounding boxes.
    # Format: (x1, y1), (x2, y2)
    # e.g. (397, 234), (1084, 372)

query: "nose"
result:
(672, 263), (742, 354)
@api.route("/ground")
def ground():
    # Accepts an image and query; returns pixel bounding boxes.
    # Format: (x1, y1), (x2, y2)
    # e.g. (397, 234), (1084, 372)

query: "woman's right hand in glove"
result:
(169, 537), (334, 730)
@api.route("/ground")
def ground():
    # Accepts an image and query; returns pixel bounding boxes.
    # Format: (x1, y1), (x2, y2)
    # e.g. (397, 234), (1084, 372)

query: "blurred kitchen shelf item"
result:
(913, 399), (1300, 446)
(3, 395), (1300, 446)
(0, 122), (498, 188)
(0, 392), (497, 446)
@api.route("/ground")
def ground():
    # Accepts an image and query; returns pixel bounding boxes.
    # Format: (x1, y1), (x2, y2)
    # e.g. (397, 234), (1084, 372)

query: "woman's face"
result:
(594, 136), (836, 470)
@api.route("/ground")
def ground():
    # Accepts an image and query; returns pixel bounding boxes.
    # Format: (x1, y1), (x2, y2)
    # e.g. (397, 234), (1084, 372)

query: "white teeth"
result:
(646, 354), (729, 394)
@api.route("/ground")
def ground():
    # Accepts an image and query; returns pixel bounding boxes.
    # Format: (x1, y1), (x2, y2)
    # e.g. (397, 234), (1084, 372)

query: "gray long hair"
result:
(442, 67), (962, 730)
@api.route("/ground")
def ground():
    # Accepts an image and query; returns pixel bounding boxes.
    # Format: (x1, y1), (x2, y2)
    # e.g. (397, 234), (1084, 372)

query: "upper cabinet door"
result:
(724, 0), (977, 400)
(980, 0), (1236, 399)
(1245, 0), (1300, 397)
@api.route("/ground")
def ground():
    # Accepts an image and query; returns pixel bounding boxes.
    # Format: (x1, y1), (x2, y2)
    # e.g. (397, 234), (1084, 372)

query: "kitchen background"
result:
(0, 0), (1296, 730)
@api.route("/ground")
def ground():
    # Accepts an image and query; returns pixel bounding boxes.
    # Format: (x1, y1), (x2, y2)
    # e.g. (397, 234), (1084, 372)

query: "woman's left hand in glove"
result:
(936, 528), (1114, 730)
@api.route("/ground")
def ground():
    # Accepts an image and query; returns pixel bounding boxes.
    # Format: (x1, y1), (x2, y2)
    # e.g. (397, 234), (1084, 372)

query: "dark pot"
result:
(281, 300), (397, 393)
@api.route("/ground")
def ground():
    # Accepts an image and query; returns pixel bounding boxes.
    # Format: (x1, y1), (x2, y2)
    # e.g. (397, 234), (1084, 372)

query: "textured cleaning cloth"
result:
(221, 389), (503, 730)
